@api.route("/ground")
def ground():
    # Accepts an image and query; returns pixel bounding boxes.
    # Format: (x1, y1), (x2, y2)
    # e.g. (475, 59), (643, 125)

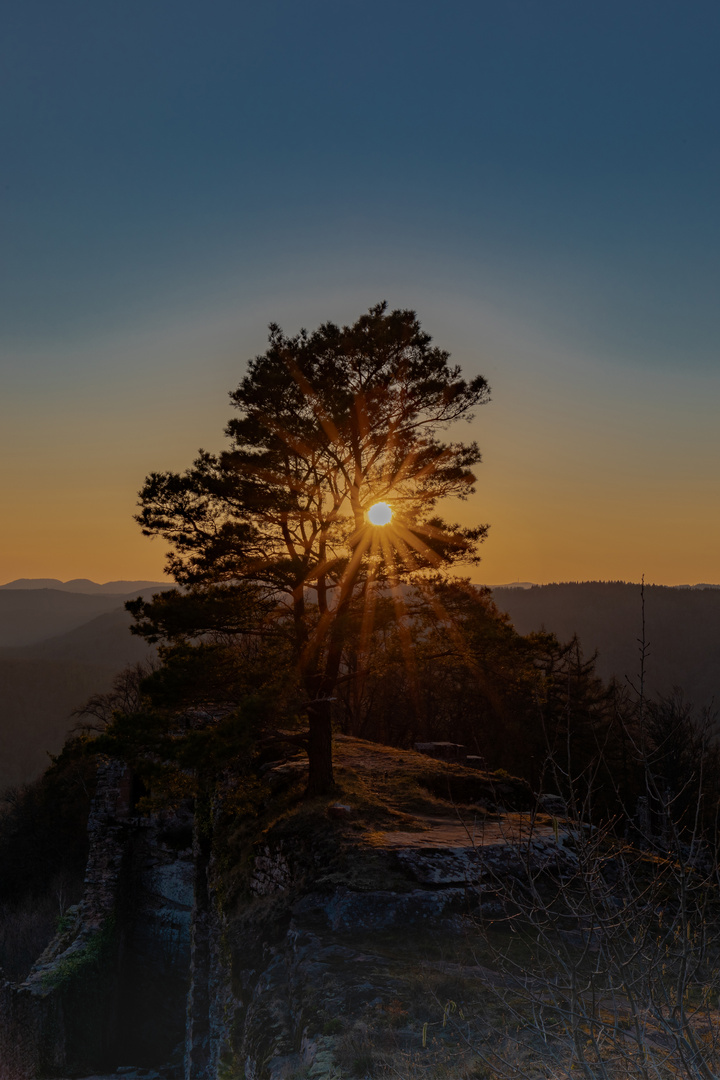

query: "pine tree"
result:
(132, 303), (490, 794)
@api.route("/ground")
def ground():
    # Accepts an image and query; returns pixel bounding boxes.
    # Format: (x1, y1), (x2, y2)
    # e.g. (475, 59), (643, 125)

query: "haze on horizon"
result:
(2, 1), (719, 589)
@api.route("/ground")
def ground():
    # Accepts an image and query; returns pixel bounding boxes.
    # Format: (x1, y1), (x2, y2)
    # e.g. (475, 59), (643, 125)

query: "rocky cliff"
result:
(0, 737), (569, 1080)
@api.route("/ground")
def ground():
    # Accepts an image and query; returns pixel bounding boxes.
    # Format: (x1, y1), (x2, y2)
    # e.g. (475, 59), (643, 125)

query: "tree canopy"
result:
(133, 303), (491, 793)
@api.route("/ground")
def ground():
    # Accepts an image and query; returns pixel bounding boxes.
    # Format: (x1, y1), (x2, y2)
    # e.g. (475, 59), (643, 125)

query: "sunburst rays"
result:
(245, 361), (482, 698)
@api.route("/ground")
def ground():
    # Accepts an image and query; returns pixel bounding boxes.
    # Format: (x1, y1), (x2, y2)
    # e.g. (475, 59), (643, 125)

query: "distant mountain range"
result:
(1, 578), (719, 795)
(0, 578), (170, 594)
(487, 581), (720, 591)
(0, 582), (172, 792)
(672, 583), (720, 590)
(491, 581), (720, 707)
(489, 581), (535, 590)
(0, 585), (171, 648)
(0, 616), (155, 793)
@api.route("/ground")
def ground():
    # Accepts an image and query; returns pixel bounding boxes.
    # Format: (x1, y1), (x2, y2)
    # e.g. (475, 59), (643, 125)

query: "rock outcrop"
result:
(0, 737), (570, 1079)
(0, 760), (193, 1079)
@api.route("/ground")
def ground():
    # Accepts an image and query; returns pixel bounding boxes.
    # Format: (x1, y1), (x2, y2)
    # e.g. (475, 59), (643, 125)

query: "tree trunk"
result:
(303, 570), (357, 797)
(306, 698), (335, 796)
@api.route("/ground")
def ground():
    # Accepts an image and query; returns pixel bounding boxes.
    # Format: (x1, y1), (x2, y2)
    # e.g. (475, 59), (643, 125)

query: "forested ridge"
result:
(493, 580), (720, 705)
(2, 579), (718, 795)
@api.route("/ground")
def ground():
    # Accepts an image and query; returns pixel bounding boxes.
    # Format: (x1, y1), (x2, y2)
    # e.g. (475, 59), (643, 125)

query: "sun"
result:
(367, 501), (393, 526)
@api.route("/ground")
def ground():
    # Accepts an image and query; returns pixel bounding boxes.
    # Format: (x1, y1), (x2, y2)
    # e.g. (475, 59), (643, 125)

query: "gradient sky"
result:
(2, 0), (719, 586)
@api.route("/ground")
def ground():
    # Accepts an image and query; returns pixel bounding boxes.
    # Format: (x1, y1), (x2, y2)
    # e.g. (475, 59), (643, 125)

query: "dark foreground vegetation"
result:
(0, 742), (95, 981)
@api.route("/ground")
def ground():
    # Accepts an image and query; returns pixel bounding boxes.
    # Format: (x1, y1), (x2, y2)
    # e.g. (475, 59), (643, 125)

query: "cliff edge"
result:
(0, 736), (570, 1080)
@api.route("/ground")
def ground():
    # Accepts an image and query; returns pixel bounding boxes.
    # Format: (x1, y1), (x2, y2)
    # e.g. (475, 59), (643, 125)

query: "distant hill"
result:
(0, 585), (167, 791)
(0, 586), (171, 648)
(3, 577), (720, 794)
(491, 581), (720, 707)
(0, 578), (171, 594)
(489, 581), (535, 590)
(672, 583), (720, 591)
(7, 607), (155, 667)
(0, 605), (155, 792)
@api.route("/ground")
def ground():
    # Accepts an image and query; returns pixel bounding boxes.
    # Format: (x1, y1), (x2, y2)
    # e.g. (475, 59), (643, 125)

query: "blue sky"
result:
(2, 0), (719, 584)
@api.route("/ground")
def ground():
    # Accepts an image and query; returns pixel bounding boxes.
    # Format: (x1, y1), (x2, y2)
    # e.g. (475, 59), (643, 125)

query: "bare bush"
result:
(464, 767), (720, 1080)
(72, 660), (155, 732)
(0, 876), (79, 982)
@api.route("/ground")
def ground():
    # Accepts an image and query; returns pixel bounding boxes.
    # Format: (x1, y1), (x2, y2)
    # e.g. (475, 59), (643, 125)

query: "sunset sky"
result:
(2, 1), (719, 587)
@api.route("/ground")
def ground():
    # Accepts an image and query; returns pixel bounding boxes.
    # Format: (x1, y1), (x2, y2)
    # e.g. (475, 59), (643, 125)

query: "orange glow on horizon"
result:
(4, 322), (720, 589)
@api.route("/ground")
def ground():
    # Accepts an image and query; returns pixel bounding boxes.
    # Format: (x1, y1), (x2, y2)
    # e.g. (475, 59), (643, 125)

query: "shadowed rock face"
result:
(0, 738), (566, 1079)
(0, 762), (193, 1080)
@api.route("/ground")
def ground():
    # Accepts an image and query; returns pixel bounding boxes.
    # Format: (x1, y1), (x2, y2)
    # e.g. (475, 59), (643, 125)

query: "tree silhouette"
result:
(133, 303), (490, 794)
